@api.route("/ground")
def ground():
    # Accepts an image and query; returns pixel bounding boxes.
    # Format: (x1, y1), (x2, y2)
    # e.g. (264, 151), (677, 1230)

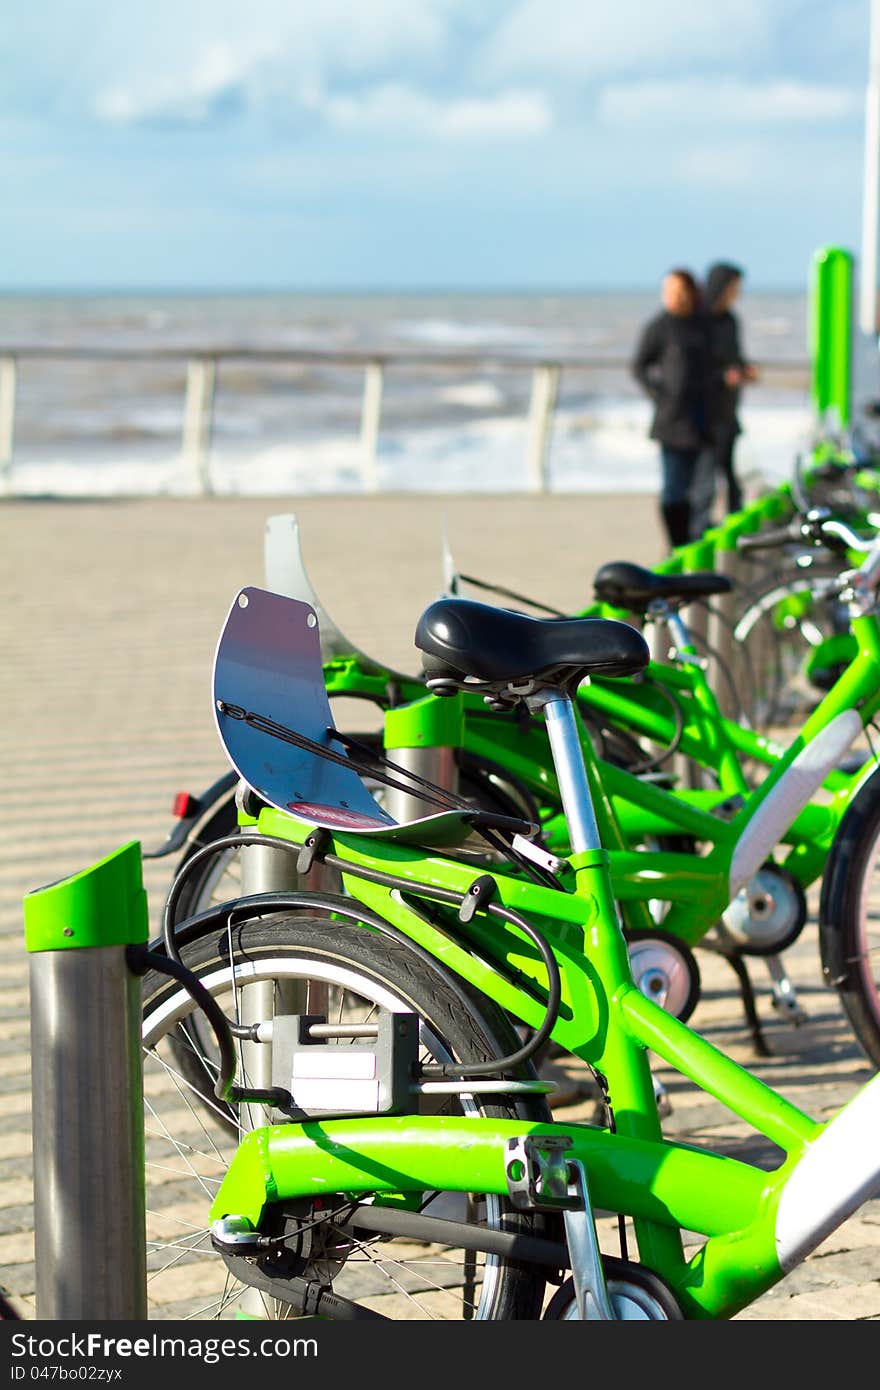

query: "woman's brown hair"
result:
(667, 267), (702, 313)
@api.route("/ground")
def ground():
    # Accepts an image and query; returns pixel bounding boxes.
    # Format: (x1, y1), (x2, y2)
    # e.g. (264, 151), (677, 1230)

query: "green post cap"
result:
(678, 537), (715, 571)
(23, 840), (149, 954)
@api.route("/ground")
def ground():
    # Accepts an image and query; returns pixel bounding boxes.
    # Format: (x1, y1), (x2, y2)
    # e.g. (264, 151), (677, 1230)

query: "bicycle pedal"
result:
(505, 1143), (614, 1318)
(505, 1135), (581, 1211)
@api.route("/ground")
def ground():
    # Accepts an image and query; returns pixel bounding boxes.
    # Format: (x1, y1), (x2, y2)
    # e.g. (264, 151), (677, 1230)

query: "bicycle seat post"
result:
(538, 693), (602, 854)
(647, 598), (701, 668)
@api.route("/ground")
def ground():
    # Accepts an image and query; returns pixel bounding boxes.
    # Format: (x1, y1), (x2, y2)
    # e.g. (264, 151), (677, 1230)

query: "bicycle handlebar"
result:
(736, 524), (800, 553)
(736, 510), (873, 558)
(790, 448), (877, 514)
(821, 518), (875, 555)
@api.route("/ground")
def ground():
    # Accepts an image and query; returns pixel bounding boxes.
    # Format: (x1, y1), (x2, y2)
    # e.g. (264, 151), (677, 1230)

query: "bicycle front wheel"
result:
(733, 560), (848, 733)
(820, 769), (880, 1068)
(141, 914), (550, 1320)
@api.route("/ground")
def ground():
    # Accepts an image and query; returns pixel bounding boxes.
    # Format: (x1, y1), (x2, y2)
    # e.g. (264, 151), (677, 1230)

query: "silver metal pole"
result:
(29, 948), (146, 1318)
(381, 746), (459, 823)
(237, 833), (307, 1132)
(0, 354), (17, 494)
(24, 841), (148, 1320)
(524, 364), (560, 492)
(182, 357), (217, 495)
(543, 698), (601, 854)
(861, 0), (880, 334)
(360, 361), (384, 493)
(707, 548), (739, 719)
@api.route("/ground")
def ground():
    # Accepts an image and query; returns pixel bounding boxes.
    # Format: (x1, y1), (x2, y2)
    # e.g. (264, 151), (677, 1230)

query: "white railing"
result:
(0, 346), (809, 497)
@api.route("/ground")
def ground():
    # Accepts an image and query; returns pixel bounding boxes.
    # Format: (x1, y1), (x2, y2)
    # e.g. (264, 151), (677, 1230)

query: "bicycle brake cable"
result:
(452, 572), (567, 617)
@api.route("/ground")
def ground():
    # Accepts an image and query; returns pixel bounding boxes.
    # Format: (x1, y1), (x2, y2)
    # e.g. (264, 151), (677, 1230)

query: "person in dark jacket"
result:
(690, 262), (758, 535)
(631, 268), (711, 549)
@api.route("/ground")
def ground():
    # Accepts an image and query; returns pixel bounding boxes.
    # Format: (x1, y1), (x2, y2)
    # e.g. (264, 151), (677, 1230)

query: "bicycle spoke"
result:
(140, 931), (534, 1320)
(150, 1047), (230, 1163)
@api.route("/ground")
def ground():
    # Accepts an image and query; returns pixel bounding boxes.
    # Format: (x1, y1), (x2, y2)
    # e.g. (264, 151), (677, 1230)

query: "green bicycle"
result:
(137, 583), (880, 1320)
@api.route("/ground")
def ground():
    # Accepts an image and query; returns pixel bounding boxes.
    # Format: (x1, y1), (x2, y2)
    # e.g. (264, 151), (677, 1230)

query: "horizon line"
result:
(0, 282), (809, 297)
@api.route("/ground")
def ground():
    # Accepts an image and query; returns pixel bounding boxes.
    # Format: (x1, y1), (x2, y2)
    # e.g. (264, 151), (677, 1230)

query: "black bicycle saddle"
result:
(415, 597), (649, 689)
(594, 561), (732, 613)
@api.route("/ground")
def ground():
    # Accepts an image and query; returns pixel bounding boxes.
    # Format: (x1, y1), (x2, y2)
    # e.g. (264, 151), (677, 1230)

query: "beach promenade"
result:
(1, 493), (879, 1320)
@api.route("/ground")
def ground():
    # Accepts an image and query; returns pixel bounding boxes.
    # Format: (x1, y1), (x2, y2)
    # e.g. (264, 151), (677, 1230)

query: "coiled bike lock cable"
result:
(159, 831), (562, 1080)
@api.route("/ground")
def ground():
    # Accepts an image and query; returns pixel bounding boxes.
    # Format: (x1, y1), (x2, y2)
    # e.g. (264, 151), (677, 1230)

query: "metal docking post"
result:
(24, 842), (148, 1319)
(706, 540), (742, 720)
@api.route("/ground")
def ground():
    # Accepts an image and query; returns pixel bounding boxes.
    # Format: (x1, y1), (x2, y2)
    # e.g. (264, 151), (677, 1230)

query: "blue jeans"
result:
(659, 446), (700, 548)
(659, 446), (701, 506)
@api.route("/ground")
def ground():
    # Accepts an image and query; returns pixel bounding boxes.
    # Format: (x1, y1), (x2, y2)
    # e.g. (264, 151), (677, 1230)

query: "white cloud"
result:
(317, 84), (552, 138)
(94, 37), (553, 142)
(485, 0), (774, 80)
(95, 42), (261, 125)
(598, 78), (861, 127)
(89, 1), (460, 128)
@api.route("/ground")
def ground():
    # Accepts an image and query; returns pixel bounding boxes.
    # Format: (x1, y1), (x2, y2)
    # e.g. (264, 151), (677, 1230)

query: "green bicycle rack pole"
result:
(23, 842), (148, 1320)
(811, 245), (854, 429)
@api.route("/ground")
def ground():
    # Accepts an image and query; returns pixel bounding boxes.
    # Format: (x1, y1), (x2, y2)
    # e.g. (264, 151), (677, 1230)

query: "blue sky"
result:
(0, 0), (872, 290)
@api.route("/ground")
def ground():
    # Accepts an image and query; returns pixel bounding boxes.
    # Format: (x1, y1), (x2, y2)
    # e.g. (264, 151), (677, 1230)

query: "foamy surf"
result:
(5, 397), (812, 498)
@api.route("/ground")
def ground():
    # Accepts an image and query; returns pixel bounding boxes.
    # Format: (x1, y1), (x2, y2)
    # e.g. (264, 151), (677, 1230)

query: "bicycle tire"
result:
(819, 767), (880, 1069)
(733, 559), (848, 733)
(141, 913), (551, 1320)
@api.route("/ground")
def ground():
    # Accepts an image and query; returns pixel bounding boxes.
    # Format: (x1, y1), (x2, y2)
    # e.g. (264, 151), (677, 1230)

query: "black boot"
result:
(661, 501), (691, 549)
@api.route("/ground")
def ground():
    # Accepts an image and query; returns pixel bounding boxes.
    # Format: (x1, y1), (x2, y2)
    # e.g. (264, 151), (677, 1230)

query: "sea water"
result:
(0, 289), (868, 497)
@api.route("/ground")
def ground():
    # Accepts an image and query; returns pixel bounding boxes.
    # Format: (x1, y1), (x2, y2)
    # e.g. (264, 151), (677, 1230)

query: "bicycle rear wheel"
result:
(141, 914), (550, 1320)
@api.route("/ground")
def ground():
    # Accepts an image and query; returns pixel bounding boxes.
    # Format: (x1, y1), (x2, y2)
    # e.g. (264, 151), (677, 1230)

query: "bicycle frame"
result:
(327, 597), (880, 950)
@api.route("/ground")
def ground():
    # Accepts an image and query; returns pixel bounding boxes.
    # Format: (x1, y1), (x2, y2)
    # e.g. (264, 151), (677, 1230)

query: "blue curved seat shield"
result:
(212, 587), (498, 846)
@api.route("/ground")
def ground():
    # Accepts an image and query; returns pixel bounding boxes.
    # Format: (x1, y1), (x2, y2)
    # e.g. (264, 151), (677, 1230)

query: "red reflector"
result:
(172, 791), (198, 819)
